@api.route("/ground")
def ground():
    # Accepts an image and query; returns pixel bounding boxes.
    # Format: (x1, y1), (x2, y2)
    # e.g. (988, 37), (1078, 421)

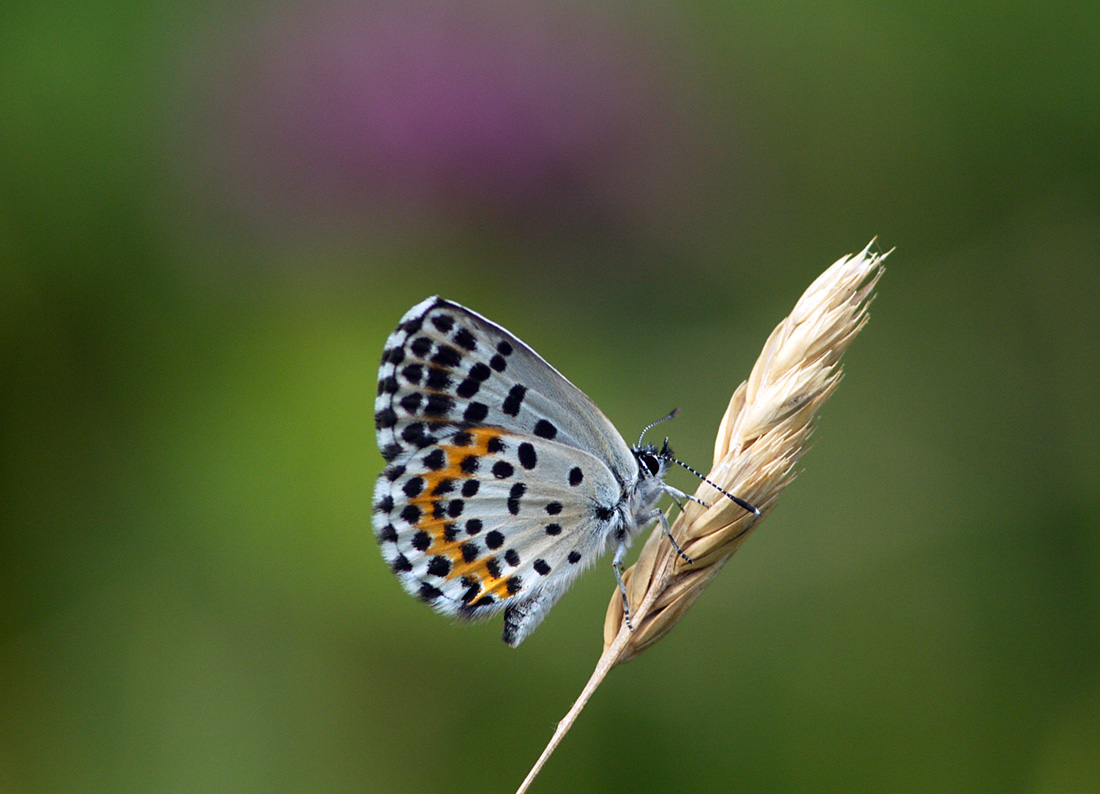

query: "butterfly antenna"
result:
(638, 408), (681, 447)
(658, 454), (761, 516)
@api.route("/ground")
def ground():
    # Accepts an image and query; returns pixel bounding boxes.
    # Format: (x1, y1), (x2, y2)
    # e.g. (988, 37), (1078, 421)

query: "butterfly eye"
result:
(641, 454), (661, 476)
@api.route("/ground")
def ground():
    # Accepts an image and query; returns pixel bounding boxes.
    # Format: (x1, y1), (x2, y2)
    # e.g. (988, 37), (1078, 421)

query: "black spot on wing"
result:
(518, 443), (537, 470)
(424, 394), (454, 416)
(464, 402), (489, 423)
(453, 327), (477, 351)
(430, 344), (462, 369)
(456, 378), (480, 399)
(501, 384), (526, 417)
(507, 482), (525, 515)
(418, 582), (443, 602)
(533, 420), (557, 440)
(430, 313), (454, 333)
(425, 367), (451, 390)
(469, 593), (495, 610)
(401, 423), (428, 445)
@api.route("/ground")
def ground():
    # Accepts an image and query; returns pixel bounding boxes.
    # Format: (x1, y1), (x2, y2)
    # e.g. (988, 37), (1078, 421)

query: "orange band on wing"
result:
(408, 427), (512, 596)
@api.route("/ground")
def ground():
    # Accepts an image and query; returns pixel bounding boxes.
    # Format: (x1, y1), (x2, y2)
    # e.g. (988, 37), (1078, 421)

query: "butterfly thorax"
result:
(619, 443), (672, 534)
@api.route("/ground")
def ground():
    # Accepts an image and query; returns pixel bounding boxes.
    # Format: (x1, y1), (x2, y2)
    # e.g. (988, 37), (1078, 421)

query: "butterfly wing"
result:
(373, 431), (624, 644)
(372, 296), (640, 644)
(373, 296), (637, 478)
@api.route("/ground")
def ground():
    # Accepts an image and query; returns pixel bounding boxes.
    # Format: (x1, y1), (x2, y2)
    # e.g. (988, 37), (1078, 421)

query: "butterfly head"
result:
(632, 438), (674, 481)
(635, 410), (761, 516)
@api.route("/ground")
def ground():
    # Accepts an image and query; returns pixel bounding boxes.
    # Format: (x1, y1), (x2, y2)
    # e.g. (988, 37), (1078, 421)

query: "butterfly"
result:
(372, 297), (758, 646)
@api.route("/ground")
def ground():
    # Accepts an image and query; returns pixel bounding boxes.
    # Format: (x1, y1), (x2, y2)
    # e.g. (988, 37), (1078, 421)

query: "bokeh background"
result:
(3, 2), (1099, 792)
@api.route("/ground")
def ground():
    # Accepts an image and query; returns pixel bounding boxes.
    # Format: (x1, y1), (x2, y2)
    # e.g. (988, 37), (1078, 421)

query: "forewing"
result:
(373, 429), (622, 619)
(373, 296), (636, 480)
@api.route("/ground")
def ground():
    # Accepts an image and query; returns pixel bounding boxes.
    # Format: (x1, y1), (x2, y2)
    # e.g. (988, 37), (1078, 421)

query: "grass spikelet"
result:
(515, 242), (887, 794)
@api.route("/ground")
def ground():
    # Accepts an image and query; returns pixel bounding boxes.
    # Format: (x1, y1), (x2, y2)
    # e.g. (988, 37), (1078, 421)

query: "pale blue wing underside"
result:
(371, 296), (648, 645)
(373, 296), (637, 482)
(373, 433), (625, 621)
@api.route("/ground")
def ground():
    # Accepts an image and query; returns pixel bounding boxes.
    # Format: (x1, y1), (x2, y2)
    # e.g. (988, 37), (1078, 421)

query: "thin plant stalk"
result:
(514, 242), (887, 794)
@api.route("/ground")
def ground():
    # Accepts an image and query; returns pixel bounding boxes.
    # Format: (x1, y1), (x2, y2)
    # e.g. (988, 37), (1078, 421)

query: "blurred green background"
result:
(3, 2), (1099, 792)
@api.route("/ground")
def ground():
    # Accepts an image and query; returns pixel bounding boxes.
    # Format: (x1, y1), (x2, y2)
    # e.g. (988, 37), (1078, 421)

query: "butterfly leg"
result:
(612, 542), (634, 631)
(654, 508), (694, 564)
(663, 483), (710, 509)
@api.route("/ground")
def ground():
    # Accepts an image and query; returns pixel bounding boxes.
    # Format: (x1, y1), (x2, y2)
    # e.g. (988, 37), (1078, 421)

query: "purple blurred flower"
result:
(201, 1), (685, 227)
